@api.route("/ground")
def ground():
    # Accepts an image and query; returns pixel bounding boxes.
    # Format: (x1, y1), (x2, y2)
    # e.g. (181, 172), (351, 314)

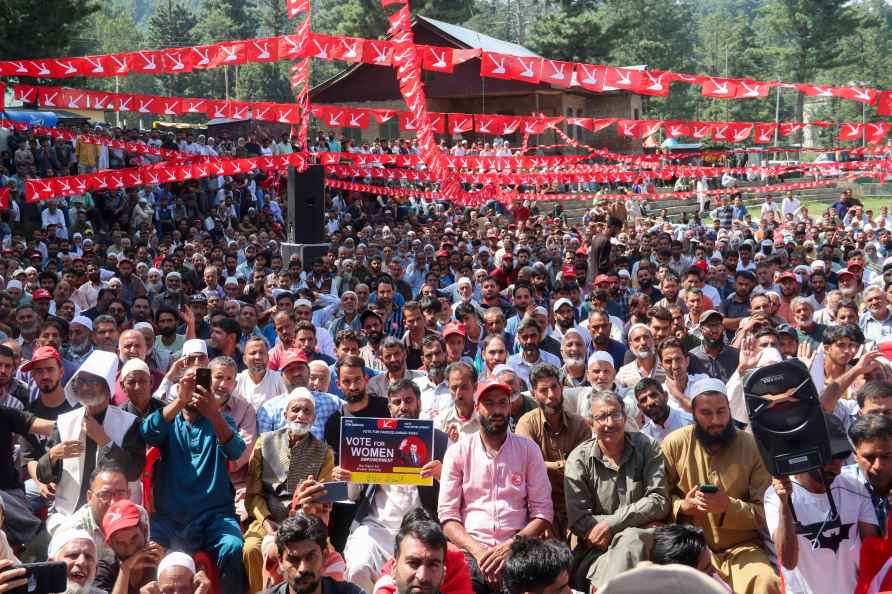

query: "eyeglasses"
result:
(592, 411), (625, 425)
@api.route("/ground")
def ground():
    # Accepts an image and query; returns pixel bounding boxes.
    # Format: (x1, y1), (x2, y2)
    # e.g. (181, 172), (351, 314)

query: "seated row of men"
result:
(3, 338), (891, 594)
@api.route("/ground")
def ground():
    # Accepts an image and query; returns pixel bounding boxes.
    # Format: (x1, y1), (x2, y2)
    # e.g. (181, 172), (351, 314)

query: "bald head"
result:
(118, 329), (147, 362)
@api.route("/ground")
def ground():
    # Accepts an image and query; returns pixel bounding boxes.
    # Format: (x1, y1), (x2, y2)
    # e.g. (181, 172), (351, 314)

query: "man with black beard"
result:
(689, 310), (739, 383)
(262, 514), (362, 594)
(323, 355), (390, 465)
(438, 378), (551, 594)
(662, 378), (779, 594)
(633, 378), (692, 443)
(765, 413), (878, 594)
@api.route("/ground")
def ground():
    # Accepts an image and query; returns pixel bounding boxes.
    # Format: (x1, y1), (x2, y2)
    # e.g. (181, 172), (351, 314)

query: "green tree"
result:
(526, 10), (615, 63)
(0, 0), (97, 59)
(755, 0), (866, 127)
(146, 0), (199, 97)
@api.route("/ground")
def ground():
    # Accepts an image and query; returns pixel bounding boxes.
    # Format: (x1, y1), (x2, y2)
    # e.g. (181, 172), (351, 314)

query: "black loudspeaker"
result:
(743, 359), (831, 476)
(287, 164), (325, 244)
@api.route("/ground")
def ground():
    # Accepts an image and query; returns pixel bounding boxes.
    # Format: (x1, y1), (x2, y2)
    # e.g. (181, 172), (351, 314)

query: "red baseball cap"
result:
(21, 346), (62, 372)
(561, 265), (577, 278)
(594, 274), (611, 285)
(31, 289), (52, 300)
(280, 349), (309, 370)
(847, 258), (864, 270)
(837, 268), (857, 280)
(102, 500), (142, 542)
(474, 377), (512, 403)
(435, 250), (449, 258)
(442, 322), (466, 339)
(777, 271), (799, 284)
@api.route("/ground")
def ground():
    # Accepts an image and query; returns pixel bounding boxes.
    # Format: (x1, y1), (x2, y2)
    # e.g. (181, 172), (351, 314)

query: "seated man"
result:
(38, 350), (144, 524)
(661, 378), (780, 594)
(244, 388), (335, 594)
(261, 514), (363, 594)
(143, 552), (211, 594)
(371, 508), (473, 594)
(633, 378), (693, 443)
(48, 528), (103, 594)
(96, 499), (164, 594)
(765, 413), (878, 594)
(844, 413), (892, 534)
(141, 366), (246, 594)
(564, 390), (668, 590)
(516, 364), (591, 540)
(342, 379), (449, 593)
(438, 377), (553, 594)
(502, 537), (572, 594)
(54, 463), (131, 566)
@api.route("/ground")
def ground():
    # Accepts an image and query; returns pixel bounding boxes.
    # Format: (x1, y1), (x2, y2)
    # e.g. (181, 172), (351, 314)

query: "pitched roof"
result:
(416, 15), (539, 57)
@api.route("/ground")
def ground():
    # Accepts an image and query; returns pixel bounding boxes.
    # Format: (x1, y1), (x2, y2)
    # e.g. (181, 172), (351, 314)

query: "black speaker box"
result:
(287, 164), (325, 244)
(743, 359), (831, 476)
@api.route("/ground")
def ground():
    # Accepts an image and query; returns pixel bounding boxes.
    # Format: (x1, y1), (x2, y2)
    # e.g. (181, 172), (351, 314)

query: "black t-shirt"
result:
(324, 396), (391, 464)
(589, 235), (612, 276)
(1, 406), (35, 489)
(20, 397), (77, 463)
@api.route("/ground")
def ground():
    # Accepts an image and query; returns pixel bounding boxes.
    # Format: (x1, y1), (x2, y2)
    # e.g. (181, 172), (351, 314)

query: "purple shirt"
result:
(438, 431), (553, 547)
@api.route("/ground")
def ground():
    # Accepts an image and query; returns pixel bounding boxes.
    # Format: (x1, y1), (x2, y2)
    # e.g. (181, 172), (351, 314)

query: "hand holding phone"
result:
(195, 367), (212, 394)
(318, 481), (349, 503)
(7, 562), (68, 594)
(698, 484), (718, 494)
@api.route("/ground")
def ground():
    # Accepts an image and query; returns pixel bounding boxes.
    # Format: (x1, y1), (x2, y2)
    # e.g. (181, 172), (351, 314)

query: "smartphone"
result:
(698, 484), (719, 494)
(195, 367), (212, 393)
(318, 481), (349, 503)
(8, 562), (68, 594)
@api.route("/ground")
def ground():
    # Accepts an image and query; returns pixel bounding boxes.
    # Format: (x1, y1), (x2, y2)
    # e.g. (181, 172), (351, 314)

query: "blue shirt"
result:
(256, 390), (344, 439)
(141, 410), (245, 523)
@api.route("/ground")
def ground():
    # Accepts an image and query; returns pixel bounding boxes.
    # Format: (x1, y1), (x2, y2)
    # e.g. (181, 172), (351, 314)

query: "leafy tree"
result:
(0, 0), (97, 59)
(755, 0), (866, 126)
(526, 10), (615, 63)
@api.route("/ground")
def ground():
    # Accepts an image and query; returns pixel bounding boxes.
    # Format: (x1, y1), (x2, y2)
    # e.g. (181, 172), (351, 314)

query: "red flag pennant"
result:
(362, 40), (393, 66)
(735, 80), (770, 99)
(575, 64), (605, 92)
(864, 122), (890, 144)
(838, 123), (863, 141)
(664, 121), (691, 138)
(387, 6), (411, 35)
(246, 37), (279, 62)
(38, 87), (62, 108)
(754, 123), (777, 144)
(422, 46), (454, 73)
(604, 67), (643, 91)
(13, 84), (37, 103)
(539, 59), (572, 88)
(61, 89), (87, 110)
(329, 36), (364, 63)
(690, 122), (713, 139)
(779, 123), (806, 137)
(343, 109), (369, 128)
(877, 92), (892, 116)
(616, 120), (641, 137)
(701, 77), (739, 99)
(798, 84), (835, 98)
(834, 86), (877, 105)
(130, 50), (162, 74)
(447, 113), (474, 134)
(475, 115), (502, 135)
(210, 42), (246, 67)
(480, 52), (513, 80)
(115, 94), (135, 112)
(638, 70), (672, 96)
(286, 0), (310, 17)
(161, 48), (193, 74)
(278, 35), (308, 60)
(182, 98), (208, 115)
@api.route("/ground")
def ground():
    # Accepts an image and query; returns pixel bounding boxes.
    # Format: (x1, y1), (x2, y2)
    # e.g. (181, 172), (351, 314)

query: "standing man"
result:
(516, 364), (591, 540)
(587, 217), (621, 285)
(661, 378), (780, 594)
(438, 377), (553, 594)
(141, 365), (247, 594)
(323, 356), (390, 464)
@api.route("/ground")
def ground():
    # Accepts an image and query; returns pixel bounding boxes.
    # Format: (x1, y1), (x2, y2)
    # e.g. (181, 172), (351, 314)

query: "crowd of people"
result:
(1, 124), (892, 594)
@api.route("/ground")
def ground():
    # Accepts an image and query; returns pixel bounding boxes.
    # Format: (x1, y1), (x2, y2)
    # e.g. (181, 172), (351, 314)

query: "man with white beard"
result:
(49, 529), (103, 594)
(63, 316), (94, 367)
(36, 351), (145, 523)
(615, 324), (665, 390)
(243, 388), (334, 594)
